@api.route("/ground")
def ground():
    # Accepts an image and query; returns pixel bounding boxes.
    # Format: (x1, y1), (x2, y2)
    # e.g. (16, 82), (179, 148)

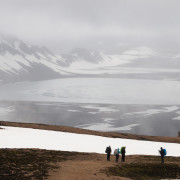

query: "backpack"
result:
(114, 149), (118, 155)
(163, 149), (167, 156)
(105, 147), (110, 153)
(121, 147), (125, 154)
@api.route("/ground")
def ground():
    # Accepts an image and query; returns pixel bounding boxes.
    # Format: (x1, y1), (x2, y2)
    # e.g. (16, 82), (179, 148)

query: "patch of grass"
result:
(0, 149), (87, 180)
(105, 163), (180, 180)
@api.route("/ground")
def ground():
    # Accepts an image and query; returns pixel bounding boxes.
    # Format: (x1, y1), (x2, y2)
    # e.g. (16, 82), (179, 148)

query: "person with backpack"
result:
(159, 147), (166, 163)
(114, 148), (120, 162)
(121, 146), (126, 162)
(105, 146), (112, 161)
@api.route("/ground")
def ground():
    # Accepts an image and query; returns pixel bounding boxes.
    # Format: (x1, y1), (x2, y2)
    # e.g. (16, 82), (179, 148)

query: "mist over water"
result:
(0, 78), (180, 137)
(0, 100), (180, 137)
(0, 78), (180, 104)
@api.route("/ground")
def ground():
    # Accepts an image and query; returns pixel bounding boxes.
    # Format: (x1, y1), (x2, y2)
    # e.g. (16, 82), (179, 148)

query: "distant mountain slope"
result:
(1, 35), (180, 83)
(59, 48), (132, 75)
(0, 36), (71, 83)
(0, 36), (130, 83)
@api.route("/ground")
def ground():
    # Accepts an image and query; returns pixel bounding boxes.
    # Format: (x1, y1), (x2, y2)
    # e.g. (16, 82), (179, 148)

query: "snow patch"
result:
(67, 109), (80, 112)
(0, 106), (14, 115)
(81, 105), (119, 113)
(0, 53), (31, 73)
(103, 118), (115, 122)
(76, 123), (139, 132)
(173, 116), (180, 120)
(126, 106), (179, 117)
(172, 111), (180, 120)
(0, 126), (180, 156)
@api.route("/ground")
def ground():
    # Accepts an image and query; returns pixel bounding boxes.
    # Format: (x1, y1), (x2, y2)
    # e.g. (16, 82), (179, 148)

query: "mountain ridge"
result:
(1, 35), (180, 83)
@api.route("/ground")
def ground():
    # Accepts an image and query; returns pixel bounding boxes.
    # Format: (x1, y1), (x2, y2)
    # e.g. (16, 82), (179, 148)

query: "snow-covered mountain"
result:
(0, 36), (130, 83)
(61, 48), (104, 66)
(0, 35), (71, 83)
(60, 48), (132, 74)
(1, 35), (180, 83)
(61, 47), (180, 77)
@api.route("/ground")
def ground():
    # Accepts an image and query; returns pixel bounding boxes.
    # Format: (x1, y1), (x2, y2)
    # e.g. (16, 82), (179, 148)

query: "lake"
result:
(0, 78), (180, 137)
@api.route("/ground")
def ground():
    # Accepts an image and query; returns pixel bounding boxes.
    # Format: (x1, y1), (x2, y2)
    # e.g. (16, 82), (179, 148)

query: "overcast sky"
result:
(0, 0), (180, 53)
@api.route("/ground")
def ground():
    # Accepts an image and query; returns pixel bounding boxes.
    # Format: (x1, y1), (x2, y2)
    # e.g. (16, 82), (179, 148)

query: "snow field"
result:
(0, 126), (180, 157)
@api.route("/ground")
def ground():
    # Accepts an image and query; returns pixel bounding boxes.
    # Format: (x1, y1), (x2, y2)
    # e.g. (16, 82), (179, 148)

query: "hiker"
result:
(121, 146), (126, 162)
(159, 147), (166, 163)
(105, 146), (112, 161)
(114, 148), (120, 162)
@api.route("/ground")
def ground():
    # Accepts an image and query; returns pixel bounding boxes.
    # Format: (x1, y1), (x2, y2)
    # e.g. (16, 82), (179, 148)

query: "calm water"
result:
(0, 101), (180, 137)
(0, 78), (180, 104)
(0, 78), (180, 137)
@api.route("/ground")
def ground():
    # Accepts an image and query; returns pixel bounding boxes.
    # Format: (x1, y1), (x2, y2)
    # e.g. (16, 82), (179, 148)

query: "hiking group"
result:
(105, 146), (126, 163)
(105, 146), (167, 163)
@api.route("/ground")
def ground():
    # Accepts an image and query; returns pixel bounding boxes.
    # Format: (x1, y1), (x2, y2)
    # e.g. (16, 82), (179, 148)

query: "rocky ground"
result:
(0, 149), (180, 180)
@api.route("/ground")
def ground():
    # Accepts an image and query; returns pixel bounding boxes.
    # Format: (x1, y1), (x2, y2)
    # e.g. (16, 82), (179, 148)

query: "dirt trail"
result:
(0, 149), (180, 179)
(48, 154), (131, 180)
(48, 154), (180, 180)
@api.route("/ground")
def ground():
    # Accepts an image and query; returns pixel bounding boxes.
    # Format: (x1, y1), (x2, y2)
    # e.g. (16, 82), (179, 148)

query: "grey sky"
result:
(0, 0), (180, 53)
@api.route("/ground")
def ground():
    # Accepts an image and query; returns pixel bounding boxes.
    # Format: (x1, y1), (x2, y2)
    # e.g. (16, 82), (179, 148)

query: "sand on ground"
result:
(48, 154), (132, 180)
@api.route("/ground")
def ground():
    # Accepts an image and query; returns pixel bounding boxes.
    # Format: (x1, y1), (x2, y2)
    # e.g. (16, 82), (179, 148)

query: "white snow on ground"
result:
(103, 118), (116, 122)
(80, 105), (119, 113)
(173, 111), (180, 120)
(0, 107), (14, 115)
(25, 54), (71, 75)
(64, 47), (180, 75)
(0, 126), (180, 156)
(65, 64), (180, 75)
(63, 47), (157, 74)
(173, 116), (180, 120)
(126, 106), (179, 117)
(165, 106), (179, 112)
(0, 51), (71, 76)
(67, 109), (80, 112)
(0, 53), (31, 74)
(76, 123), (139, 132)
